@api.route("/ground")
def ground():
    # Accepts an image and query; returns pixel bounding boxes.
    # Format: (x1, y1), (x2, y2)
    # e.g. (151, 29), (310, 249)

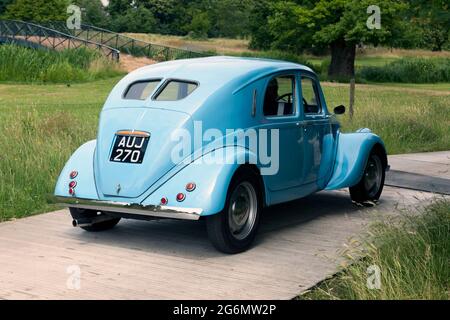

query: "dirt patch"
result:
(120, 54), (157, 73)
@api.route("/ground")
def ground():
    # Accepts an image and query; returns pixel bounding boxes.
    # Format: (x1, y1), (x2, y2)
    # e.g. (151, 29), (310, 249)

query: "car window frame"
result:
(151, 78), (199, 102)
(262, 73), (299, 120)
(122, 78), (162, 101)
(300, 74), (324, 118)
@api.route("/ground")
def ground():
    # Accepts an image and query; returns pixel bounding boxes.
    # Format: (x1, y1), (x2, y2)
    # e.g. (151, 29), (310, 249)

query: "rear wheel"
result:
(206, 169), (262, 254)
(69, 208), (121, 232)
(350, 150), (385, 204)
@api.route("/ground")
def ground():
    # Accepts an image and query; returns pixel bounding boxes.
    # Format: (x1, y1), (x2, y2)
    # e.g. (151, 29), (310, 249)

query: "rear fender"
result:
(142, 146), (258, 216)
(325, 132), (387, 190)
(54, 140), (99, 200)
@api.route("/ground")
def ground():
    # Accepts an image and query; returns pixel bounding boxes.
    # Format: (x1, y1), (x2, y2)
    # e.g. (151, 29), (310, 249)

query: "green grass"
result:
(0, 78), (121, 221)
(322, 82), (450, 154)
(0, 78), (448, 221)
(0, 45), (124, 83)
(299, 200), (450, 300)
(357, 58), (450, 83)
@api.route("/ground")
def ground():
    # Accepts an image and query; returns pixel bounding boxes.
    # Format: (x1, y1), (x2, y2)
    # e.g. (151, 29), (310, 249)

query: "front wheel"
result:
(350, 150), (386, 204)
(206, 169), (262, 254)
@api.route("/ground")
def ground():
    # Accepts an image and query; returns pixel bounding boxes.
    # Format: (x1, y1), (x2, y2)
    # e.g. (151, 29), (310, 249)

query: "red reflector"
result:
(68, 188), (75, 196)
(160, 197), (168, 205)
(186, 182), (196, 192)
(176, 193), (186, 202)
(69, 181), (77, 188)
(70, 171), (78, 179)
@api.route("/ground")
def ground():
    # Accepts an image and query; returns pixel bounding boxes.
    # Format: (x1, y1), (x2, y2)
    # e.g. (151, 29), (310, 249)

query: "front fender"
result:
(54, 140), (99, 199)
(142, 146), (257, 216)
(325, 132), (386, 190)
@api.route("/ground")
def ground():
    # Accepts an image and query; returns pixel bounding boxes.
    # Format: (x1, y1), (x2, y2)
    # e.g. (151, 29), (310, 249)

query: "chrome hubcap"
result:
(228, 182), (257, 240)
(364, 155), (382, 198)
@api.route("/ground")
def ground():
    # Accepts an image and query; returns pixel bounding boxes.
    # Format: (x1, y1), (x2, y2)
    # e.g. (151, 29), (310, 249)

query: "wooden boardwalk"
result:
(0, 187), (438, 300)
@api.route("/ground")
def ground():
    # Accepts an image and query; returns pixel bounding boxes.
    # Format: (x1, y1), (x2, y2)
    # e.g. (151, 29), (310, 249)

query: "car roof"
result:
(125, 56), (314, 87)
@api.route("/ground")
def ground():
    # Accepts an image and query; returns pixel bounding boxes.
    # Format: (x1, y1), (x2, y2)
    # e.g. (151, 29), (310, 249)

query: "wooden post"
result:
(349, 78), (355, 120)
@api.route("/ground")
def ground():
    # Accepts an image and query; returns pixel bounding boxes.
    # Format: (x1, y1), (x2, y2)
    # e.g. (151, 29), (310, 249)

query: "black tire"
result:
(350, 149), (386, 204)
(69, 208), (121, 232)
(206, 168), (262, 254)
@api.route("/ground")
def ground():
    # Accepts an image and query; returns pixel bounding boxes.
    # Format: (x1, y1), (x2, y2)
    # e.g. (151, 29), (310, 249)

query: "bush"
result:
(0, 45), (123, 83)
(358, 57), (450, 83)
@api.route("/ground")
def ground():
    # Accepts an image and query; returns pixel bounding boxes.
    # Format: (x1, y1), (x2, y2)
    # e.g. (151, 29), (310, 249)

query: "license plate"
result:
(110, 131), (150, 164)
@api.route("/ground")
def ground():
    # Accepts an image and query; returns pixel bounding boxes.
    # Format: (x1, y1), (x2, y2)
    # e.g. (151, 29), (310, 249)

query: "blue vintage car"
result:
(55, 56), (388, 253)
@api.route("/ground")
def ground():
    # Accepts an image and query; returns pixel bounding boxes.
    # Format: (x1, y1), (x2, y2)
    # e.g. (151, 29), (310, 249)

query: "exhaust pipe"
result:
(72, 215), (116, 228)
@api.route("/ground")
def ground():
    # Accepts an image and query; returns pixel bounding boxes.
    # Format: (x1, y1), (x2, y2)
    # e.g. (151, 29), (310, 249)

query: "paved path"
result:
(0, 152), (447, 300)
(0, 187), (438, 300)
(386, 151), (450, 195)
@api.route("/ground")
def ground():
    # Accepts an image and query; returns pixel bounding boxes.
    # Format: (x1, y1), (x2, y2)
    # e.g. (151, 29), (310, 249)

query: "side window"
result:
(154, 80), (198, 101)
(263, 75), (295, 117)
(124, 80), (161, 100)
(301, 77), (321, 114)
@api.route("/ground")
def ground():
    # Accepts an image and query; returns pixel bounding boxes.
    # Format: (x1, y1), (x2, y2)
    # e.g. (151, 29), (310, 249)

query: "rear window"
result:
(154, 80), (198, 101)
(124, 80), (160, 100)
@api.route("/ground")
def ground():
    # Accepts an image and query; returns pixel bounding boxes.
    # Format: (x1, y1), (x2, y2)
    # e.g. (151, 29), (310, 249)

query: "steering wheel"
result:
(277, 93), (292, 103)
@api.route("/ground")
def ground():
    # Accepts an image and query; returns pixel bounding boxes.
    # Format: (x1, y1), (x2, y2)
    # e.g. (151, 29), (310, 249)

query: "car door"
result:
(259, 73), (304, 191)
(300, 75), (334, 186)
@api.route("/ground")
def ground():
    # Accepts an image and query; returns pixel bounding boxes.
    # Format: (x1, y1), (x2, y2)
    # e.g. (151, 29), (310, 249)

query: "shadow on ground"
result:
(66, 190), (363, 259)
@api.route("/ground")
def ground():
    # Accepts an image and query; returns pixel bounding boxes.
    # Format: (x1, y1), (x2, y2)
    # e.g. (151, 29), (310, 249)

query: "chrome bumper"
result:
(55, 196), (202, 221)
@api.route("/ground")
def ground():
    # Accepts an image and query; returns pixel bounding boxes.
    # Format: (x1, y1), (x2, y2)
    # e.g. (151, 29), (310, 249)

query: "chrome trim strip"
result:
(55, 196), (202, 221)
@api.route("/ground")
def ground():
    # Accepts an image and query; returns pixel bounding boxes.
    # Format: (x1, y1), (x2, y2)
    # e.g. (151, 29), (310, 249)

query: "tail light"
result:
(176, 193), (186, 202)
(186, 182), (196, 192)
(70, 171), (78, 179)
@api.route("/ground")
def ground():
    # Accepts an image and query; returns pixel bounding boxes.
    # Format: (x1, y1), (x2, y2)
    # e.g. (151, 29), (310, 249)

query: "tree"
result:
(248, 0), (276, 50)
(4, 0), (70, 22)
(0, 0), (13, 15)
(73, 0), (110, 28)
(183, 9), (211, 39)
(111, 5), (157, 33)
(252, 0), (409, 79)
(408, 0), (449, 51)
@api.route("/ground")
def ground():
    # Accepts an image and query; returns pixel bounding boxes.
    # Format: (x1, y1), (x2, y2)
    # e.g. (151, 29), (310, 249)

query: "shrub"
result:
(0, 45), (123, 83)
(358, 57), (450, 83)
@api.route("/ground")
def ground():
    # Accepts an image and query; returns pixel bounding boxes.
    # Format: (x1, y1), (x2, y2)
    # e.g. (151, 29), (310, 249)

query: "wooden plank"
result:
(0, 187), (438, 299)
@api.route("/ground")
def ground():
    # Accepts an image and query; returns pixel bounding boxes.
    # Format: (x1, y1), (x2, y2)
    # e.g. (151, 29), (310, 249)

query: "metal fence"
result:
(0, 19), (120, 61)
(43, 21), (209, 61)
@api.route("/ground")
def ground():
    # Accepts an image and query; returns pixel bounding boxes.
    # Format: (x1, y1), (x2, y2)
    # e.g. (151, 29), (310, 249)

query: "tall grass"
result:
(300, 200), (450, 300)
(0, 78), (118, 221)
(358, 57), (450, 83)
(322, 83), (450, 154)
(0, 45), (123, 83)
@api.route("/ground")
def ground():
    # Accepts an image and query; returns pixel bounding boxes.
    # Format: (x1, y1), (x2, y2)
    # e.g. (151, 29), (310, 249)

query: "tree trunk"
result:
(328, 39), (356, 80)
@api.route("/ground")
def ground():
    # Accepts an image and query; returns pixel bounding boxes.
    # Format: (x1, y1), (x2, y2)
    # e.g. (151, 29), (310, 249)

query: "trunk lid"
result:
(94, 107), (193, 198)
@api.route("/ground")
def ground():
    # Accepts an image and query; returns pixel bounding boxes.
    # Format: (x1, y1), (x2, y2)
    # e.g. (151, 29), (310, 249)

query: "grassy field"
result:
(0, 45), (123, 83)
(0, 78), (119, 220)
(299, 200), (450, 300)
(0, 77), (448, 221)
(125, 33), (450, 67)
